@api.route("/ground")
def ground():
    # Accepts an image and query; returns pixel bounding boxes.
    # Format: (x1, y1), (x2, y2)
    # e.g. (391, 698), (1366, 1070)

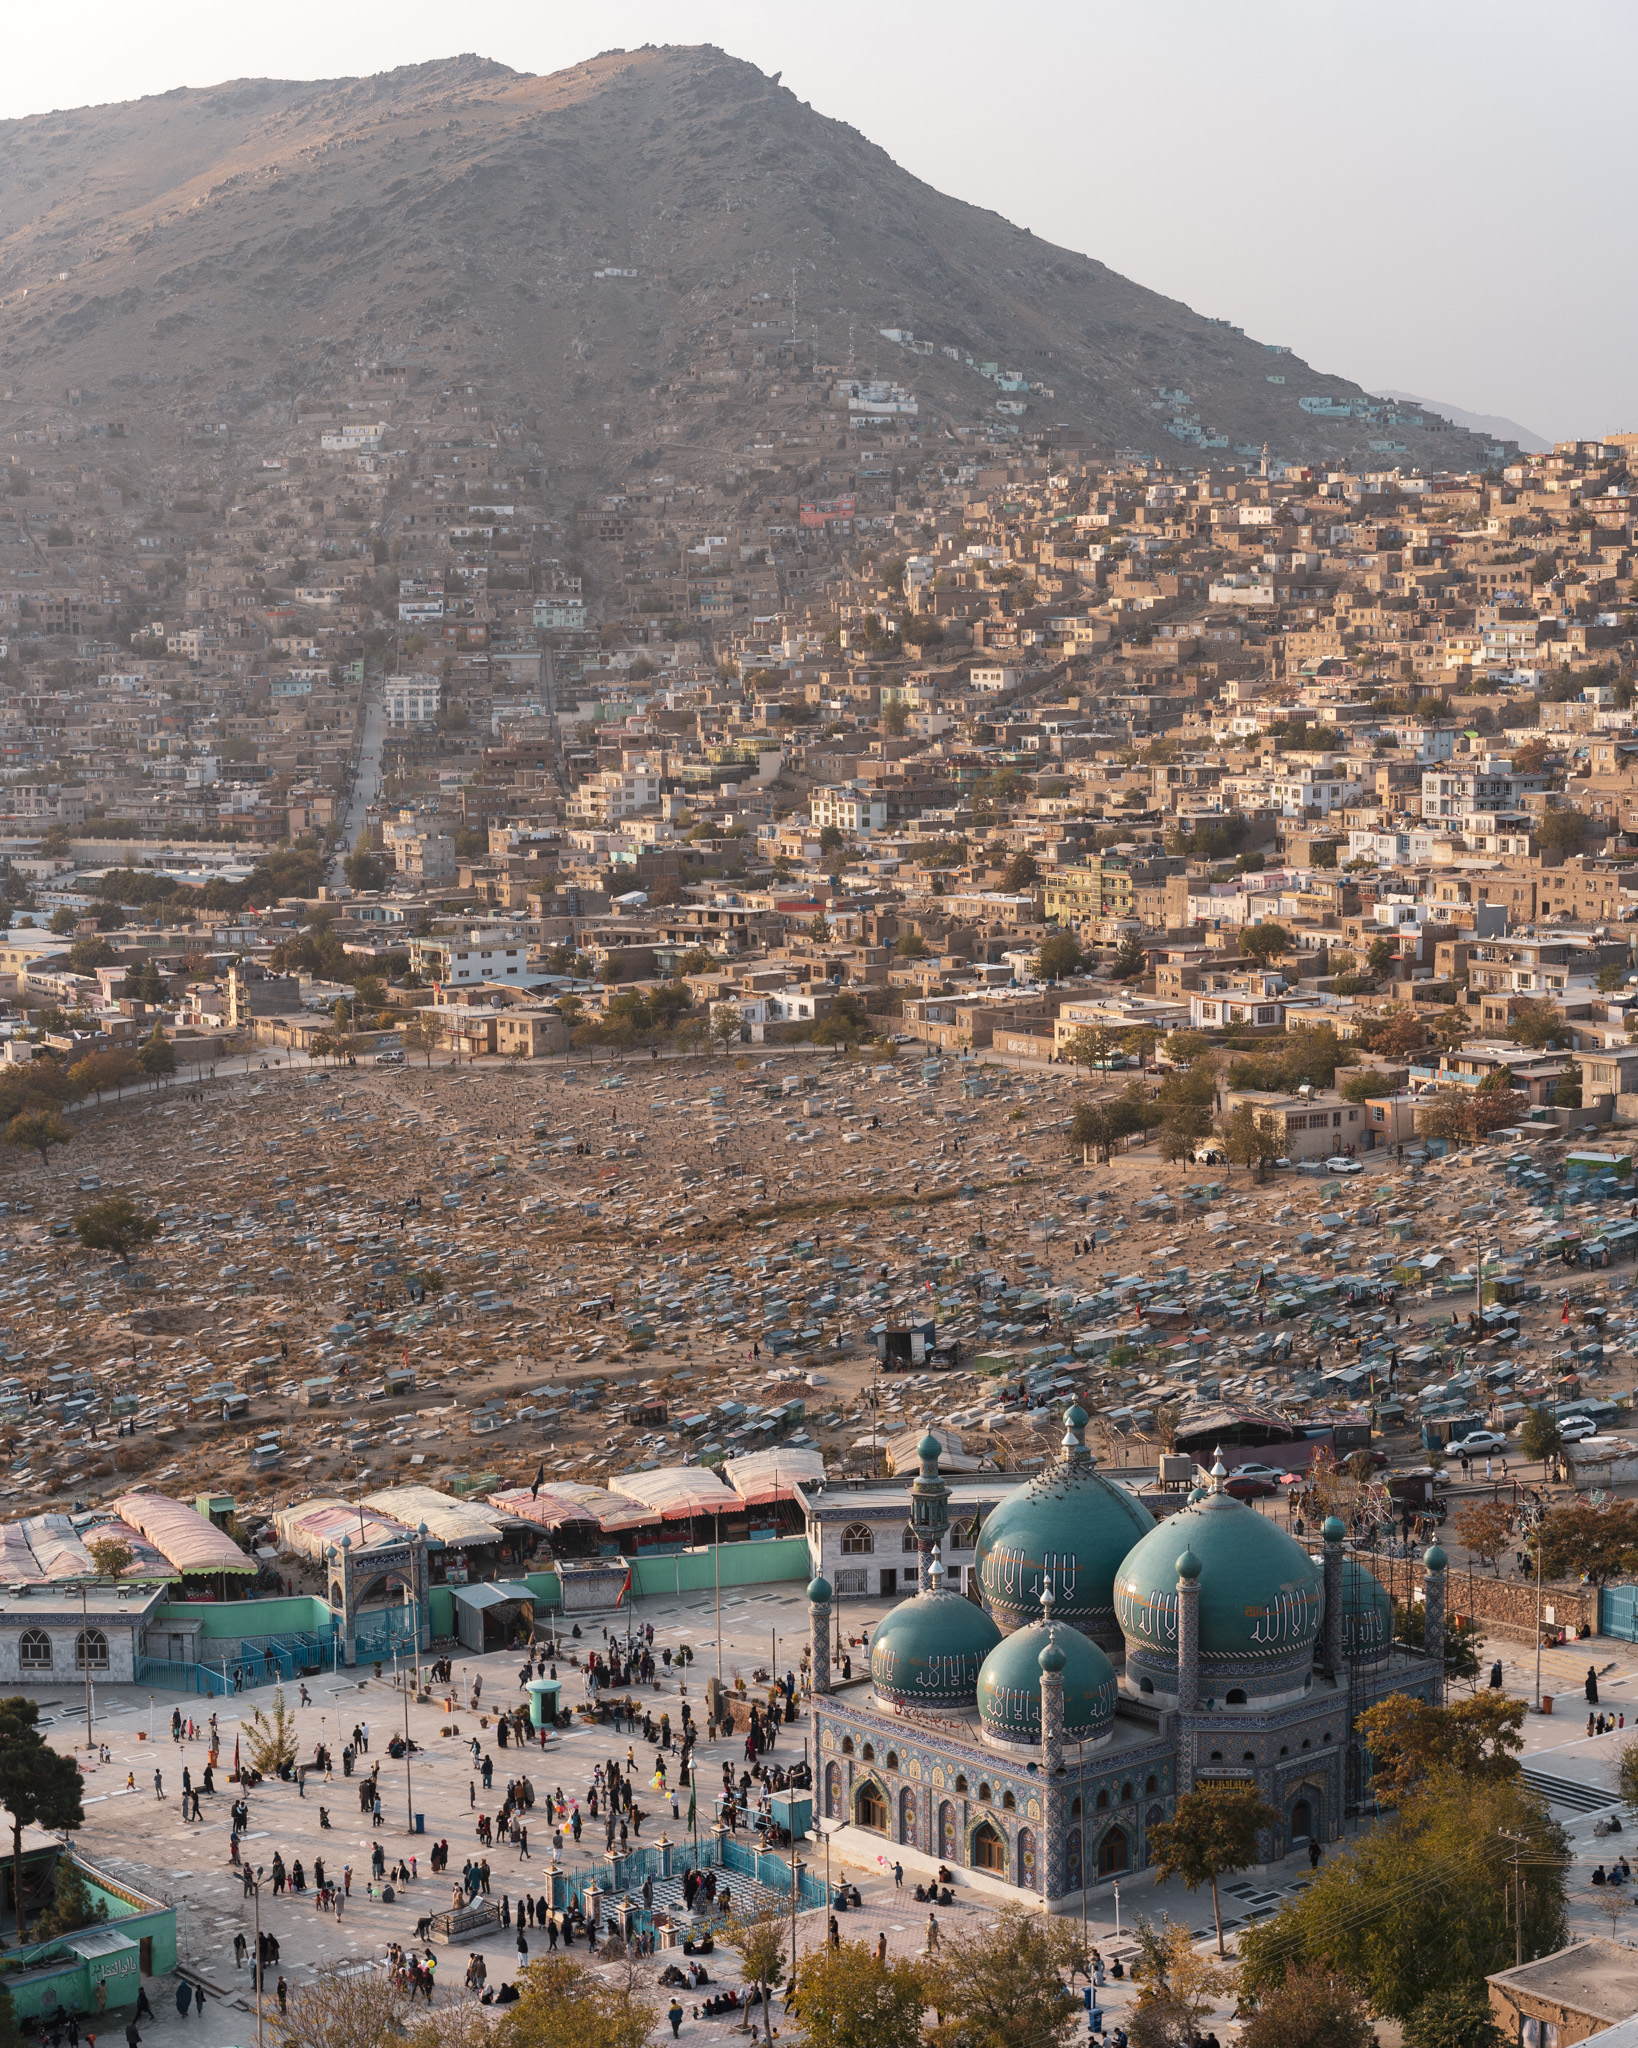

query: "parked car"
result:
(1559, 1416), (1599, 1442)
(1324, 1156), (1364, 1175)
(1224, 1461), (1288, 1484)
(1446, 1430), (1507, 1456)
(1224, 1473), (1278, 1500)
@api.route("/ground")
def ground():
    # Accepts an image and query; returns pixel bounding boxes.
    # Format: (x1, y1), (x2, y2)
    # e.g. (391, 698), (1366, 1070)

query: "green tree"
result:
(1158, 1114), (1207, 1163)
(1001, 850), (1039, 891)
(1506, 996), (1563, 1048)
(6, 1108), (73, 1167)
(919, 1907), (1085, 2048)
(818, 824), (845, 855)
(1069, 1099), (1114, 1165)
(0, 1698), (86, 1940)
(48, 907), (78, 936)
(1062, 1023), (1117, 1075)
(1239, 921), (1293, 968)
(1237, 1776), (1566, 2023)
(1110, 926), (1149, 981)
(1352, 1693), (1525, 1811)
(1036, 931), (1085, 981)
(136, 1025), (176, 1082)
(1218, 1101), (1284, 1179)
(34, 1854), (108, 1940)
(1517, 1407), (1563, 1464)
(1535, 805), (1586, 856)
(1366, 935), (1398, 980)
(73, 1194), (161, 1267)
(1238, 1962), (1373, 2048)
(793, 1938), (924, 2048)
(1530, 1498), (1638, 1588)
(723, 1906), (786, 2045)
(67, 935), (118, 974)
(1148, 1782), (1279, 1954)
(489, 1957), (655, 2048)
(86, 1536), (133, 1579)
(0, 1978), (20, 2048)
(710, 1003), (743, 1056)
(1402, 1987), (1508, 2048)
(894, 931), (929, 958)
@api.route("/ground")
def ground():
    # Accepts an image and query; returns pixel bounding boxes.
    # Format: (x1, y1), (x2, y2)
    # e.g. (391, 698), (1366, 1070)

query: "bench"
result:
(426, 1901), (501, 1945)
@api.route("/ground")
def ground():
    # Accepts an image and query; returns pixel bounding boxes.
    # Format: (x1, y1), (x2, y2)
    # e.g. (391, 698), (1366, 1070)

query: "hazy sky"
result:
(5, 1), (1631, 443)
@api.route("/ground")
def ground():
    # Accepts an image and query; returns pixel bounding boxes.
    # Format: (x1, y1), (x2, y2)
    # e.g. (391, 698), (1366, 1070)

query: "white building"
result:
(408, 928), (536, 987)
(384, 676), (442, 729)
(810, 786), (888, 836)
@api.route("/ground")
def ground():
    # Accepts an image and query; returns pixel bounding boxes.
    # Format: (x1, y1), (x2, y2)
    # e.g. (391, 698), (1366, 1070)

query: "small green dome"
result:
(1423, 1543), (1448, 1573)
(1322, 1517), (1347, 1544)
(975, 1408), (1155, 1648)
(1038, 1638), (1065, 1676)
(1176, 1548), (1201, 1581)
(807, 1574), (833, 1605)
(1116, 1486), (1322, 1704)
(977, 1623), (1117, 1750)
(870, 1588), (1001, 1714)
(917, 1428), (943, 1466)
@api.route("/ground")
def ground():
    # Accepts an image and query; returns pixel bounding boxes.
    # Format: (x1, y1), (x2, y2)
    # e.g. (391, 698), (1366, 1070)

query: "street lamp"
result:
(249, 1865), (265, 2048)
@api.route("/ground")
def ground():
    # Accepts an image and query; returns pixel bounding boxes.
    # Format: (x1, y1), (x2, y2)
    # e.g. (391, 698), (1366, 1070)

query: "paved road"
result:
(328, 692), (385, 889)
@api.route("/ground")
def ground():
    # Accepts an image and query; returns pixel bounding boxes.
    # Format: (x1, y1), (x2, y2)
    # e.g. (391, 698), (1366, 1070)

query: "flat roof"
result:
(1489, 1939), (1638, 2024)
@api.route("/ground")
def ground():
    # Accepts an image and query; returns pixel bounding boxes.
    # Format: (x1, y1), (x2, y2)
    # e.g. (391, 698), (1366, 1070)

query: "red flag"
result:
(616, 1564), (632, 1607)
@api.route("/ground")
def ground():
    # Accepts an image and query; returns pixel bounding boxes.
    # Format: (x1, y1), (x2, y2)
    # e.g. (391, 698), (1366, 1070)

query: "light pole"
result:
(250, 1865), (265, 2048)
(402, 1675), (416, 1836)
(1533, 1503), (1545, 1711)
(79, 1580), (94, 1752)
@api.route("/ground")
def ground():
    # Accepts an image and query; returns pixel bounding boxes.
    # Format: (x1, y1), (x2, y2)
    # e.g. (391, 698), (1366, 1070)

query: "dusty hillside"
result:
(0, 46), (1490, 473)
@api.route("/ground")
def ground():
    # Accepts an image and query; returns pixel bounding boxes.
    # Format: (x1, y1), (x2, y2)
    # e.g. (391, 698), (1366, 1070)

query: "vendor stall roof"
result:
(488, 1481), (660, 1536)
(359, 1483), (518, 1549)
(722, 1447), (828, 1507)
(112, 1492), (256, 1575)
(273, 1497), (416, 1561)
(609, 1465), (736, 1523)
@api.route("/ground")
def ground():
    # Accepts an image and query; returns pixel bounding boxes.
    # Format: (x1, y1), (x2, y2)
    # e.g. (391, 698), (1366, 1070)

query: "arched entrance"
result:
(971, 1820), (1007, 1873)
(1097, 1826), (1129, 1878)
(1289, 1795), (1314, 1844)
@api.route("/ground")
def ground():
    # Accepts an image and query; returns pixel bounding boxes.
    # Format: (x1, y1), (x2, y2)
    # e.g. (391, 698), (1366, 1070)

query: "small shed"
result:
(451, 1580), (536, 1654)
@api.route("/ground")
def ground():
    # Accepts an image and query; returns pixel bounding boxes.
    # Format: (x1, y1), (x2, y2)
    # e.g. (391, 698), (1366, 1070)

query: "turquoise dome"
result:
(808, 1574), (833, 1605)
(1115, 1466), (1322, 1706)
(1423, 1543), (1448, 1573)
(975, 1407), (1155, 1649)
(870, 1580), (1002, 1715)
(976, 1621), (1117, 1751)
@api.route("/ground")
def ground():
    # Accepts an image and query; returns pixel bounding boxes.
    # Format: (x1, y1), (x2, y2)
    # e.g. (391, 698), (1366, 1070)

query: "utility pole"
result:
(1533, 1508), (1545, 1711)
(80, 1581), (94, 1752)
(715, 1509), (723, 1688)
(1500, 1830), (1529, 1967)
(402, 1678), (415, 1836)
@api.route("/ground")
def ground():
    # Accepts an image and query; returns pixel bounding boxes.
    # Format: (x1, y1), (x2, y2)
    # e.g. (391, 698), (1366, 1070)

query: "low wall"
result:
(1409, 1561), (1599, 1643)
(155, 1595), (333, 1639)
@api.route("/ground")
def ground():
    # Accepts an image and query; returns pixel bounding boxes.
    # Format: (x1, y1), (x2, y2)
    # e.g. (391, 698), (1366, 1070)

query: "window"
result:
(1145, 1775), (1159, 1795)
(855, 1782), (887, 1833)
(861, 1743), (875, 1763)
(971, 1821), (1006, 1873)
(76, 1629), (109, 1672)
(977, 1783), (991, 1805)
(1095, 1789), (1109, 1810)
(902, 1527), (919, 1553)
(841, 1523), (874, 1556)
(1226, 1688), (1247, 1705)
(842, 1737), (854, 1757)
(954, 1775), (968, 1796)
(885, 1752), (898, 1773)
(20, 1628), (51, 1671)
(1001, 1790), (1016, 1811)
(1097, 1826), (1129, 1878)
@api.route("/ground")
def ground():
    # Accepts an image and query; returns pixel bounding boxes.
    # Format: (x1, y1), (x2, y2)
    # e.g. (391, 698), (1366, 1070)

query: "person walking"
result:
(1588, 1666), (1601, 1706)
(925, 1913), (940, 1953)
(153, 1770), (165, 1801)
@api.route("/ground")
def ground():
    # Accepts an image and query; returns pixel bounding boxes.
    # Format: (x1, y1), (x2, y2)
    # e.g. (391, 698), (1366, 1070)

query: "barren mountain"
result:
(0, 46), (1494, 474)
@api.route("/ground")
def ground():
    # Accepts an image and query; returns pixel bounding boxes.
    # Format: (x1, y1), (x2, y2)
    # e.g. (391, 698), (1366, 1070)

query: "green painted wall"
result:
(632, 1537), (810, 1598)
(154, 1596), (333, 1639)
(429, 1586), (455, 1639)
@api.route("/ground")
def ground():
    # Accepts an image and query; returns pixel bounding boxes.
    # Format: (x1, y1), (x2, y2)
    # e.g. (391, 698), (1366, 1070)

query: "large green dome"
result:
(976, 1621), (1118, 1751)
(974, 1407), (1155, 1649)
(870, 1569), (1002, 1715)
(1332, 1554), (1392, 1664)
(1115, 1467), (1322, 1708)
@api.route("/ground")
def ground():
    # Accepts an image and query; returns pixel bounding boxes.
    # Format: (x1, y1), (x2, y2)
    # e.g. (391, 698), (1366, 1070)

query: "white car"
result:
(1446, 1430), (1507, 1457)
(1559, 1417), (1598, 1442)
(1225, 1461), (1288, 1484)
(1323, 1156), (1363, 1175)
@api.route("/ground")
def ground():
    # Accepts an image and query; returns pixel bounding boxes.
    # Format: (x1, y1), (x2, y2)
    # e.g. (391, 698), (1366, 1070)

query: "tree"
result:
(1035, 931), (1084, 981)
(1237, 1776), (1566, 2023)
(0, 1698), (85, 1940)
(1403, 1988), (1508, 2048)
(67, 1051), (135, 1103)
(1110, 926), (1149, 981)
(1239, 921), (1293, 968)
(1517, 1407), (1563, 1464)
(1366, 936), (1398, 981)
(1062, 1023), (1118, 1076)
(818, 824), (845, 855)
(1536, 805), (1586, 856)
(723, 1906), (786, 2044)
(1147, 1781), (1278, 1954)
(1356, 1007), (1426, 1059)
(919, 1907), (1084, 2048)
(1070, 1100), (1115, 1166)
(87, 1536), (133, 1579)
(1125, 1920), (1236, 2048)
(1454, 1499), (1512, 1576)
(33, 1853), (108, 1940)
(1219, 1101), (1284, 1180)
(1507, 997), (1563, 1049)
(1001, 850), (1039, 891)
(136, 1026), (176, 1082)
(1512, 737), (1551, 776)
(1531, 1498), (1638, 1588)
(67, 935), (117, 974)
(1158, 1115), (1205, 1163)
(1238, 1962), (1373, 2048)
(710, 1003), (743, 1056)
(243, 1687), (300, 1776)
(489, 1957), (655, 2048)
(6, 1108), (73, 1167)
(1353, 1693), (1525, 1810)
(793, 1938), (924, 2048)
(1392, 1601), (1483, 1692)
(1417, 1077), (1529, 1148)
(894, 931), (929, 958)
(73, 1194), (160, 1267)
(269, 1964), (413, 2048)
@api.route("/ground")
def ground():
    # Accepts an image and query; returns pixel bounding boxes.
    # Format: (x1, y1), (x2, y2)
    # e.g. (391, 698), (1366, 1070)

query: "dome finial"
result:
(1040, 1574), (1055, 1625)
(928, 1550), (947, 1590)
(1210, 1446), (1228, 1494)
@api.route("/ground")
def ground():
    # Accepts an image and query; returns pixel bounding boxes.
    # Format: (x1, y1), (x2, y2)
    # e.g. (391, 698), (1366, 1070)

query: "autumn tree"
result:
(1062, 1023), (1118, 1075)
(723, 1906), (786, 2045)
(243, 1687), (300, 1776)
(401, 1013), (436, 1068)
(269, 1965), (412, 2048)
(710, 1003), (743, 1056)
(1455, 1499), (1513, 1576)
(73, 1194), (160, 1267)
(1506, 997), (1564, 1049)
(1531, 1498), (1638, 1588)
(136, 1026), (176, 1082)
(1353, 1692), (1526, 1810)
(489, 1957), (655, 2048)
(794, 1938), (924, 2048)
(1148, 1782), (1278, 1954)
(1218, 1101), (1285, 1179)
(1238, 1962), (1373, 2048)
(1125, 1920), (1236, 2048)
(1035, 931), (1085, 981)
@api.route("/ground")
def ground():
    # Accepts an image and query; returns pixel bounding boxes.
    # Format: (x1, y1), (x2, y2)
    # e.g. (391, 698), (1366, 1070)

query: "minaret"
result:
(1176, 1548), (1202, 1713)
(1422, 1543), (1449, 1707)
(807, 1574), (833, 1698)
(1322, 1516), (1346, 1679)
(1060, 1404), (1094, 1471)
(908, 1427), (951, 1593)
(1038, 1580), (1065, 1909)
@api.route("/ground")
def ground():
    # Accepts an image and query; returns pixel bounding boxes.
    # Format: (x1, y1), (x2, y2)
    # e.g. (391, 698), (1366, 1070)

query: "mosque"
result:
(806, 1408), (1448, 1906)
